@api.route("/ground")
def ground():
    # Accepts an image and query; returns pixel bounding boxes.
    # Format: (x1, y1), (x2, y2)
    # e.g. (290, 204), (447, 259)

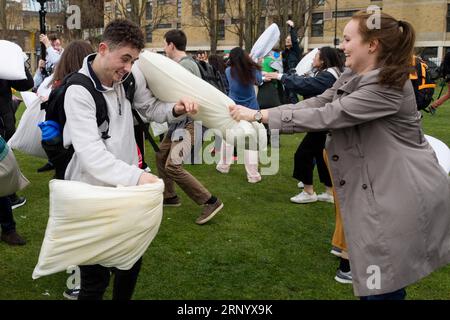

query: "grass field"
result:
(1, 89), (450, 300)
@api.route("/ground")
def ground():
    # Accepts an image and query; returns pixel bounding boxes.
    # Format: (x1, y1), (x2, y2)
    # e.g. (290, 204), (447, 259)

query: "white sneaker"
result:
(290, 191), (318, 204)
(216, 164), (230, 174)
(143, 166), (151, 173)
(317, 192), (334, 203)
(297, 181), (304, 189)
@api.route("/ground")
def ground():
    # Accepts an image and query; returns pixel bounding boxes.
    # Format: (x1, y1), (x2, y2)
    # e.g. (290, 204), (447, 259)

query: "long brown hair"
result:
(52, 40), (94, 87)
(352, 11), (415, 89)
(229, 47), (261, 85)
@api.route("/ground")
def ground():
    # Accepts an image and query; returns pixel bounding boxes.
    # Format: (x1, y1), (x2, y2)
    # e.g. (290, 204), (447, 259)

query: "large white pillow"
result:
(0, 40), (27, 80)
(8, 92), (47, 159)
(250, 23), (281, 61)
(0, 138), (29, 197)
(137, 51), (265, 148)
(32, 179), (164, 279)
(295, 48), (319, 76)
(425, 135), (450, 174)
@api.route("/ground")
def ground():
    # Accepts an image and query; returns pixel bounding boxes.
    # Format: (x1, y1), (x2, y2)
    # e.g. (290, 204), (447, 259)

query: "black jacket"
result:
(281, 69), (339, 100)
(0, 65), (34, 140)
(282, 26), (303, 73)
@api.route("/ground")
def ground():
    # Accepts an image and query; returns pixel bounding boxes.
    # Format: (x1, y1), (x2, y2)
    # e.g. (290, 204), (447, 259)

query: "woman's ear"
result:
(368, 39), (379, 54)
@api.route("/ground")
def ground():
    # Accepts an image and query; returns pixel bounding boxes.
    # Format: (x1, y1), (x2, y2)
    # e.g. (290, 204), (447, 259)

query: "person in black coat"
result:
(265, 47), (344, 204)
(431, 51), (450, 109)
(282, 20), (303, 104)
(0, 63), (33, 246)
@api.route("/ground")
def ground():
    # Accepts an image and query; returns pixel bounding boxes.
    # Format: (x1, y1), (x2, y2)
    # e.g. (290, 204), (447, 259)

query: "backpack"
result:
(194, 60), (227, 93)
(410, 57), (436, 111)
(40, 72), (157, 179)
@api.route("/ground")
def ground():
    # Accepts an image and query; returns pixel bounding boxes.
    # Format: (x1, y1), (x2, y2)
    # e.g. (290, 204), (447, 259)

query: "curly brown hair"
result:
(102, 19), (144, 50)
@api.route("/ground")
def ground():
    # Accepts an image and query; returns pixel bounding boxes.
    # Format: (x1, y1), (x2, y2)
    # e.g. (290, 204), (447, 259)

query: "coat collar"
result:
(337, 68), (381, 94)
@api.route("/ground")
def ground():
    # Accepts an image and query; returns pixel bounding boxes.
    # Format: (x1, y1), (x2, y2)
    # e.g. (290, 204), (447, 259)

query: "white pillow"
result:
(425, 135), (450, 174)
(250, 24), (281, 61)
(296, 48), (319, 76)
(32, 179), (164, 279)
(0, 139), (29, 197)
(8, 92), (47, 159)
(137, 51), (265, 149)
(0, 40), (27, 80)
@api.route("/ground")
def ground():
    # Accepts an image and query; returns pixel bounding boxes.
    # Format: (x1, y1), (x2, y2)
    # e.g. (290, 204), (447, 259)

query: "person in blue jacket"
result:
(216, 47), (263, 183)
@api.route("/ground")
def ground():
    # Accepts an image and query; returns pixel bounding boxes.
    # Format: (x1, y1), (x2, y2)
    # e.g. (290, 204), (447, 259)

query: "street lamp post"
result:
(334, 0), (338, 47)
(35, 0), (48, 60)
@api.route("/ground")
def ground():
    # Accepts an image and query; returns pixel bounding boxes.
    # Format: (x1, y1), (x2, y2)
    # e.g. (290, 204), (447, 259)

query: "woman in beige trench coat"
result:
(230, 12), (450, 299)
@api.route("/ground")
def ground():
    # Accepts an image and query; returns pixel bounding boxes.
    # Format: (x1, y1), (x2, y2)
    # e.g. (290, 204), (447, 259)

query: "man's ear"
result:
(98, 42), (108, 55)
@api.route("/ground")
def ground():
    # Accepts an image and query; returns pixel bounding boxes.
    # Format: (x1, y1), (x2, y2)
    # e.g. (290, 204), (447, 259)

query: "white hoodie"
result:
(63, 54), (184, 187)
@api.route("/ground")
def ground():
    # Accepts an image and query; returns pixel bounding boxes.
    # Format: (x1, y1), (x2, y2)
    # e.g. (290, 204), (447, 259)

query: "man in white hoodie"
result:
(63, 19), (197, 300)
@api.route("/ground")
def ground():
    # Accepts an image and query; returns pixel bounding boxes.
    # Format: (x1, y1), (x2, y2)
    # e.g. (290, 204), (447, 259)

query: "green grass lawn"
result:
(1, 90), (450, 300)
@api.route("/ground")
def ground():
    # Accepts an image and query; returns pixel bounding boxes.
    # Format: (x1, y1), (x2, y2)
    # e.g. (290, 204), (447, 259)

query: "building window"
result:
(177, 0), (182, 17)
(192, 0), (201, 16)
(447, 4), (450, 32)
(218, 20), (225, 40)
(116, 8), (122, 18)
(177, 22), (181, 29)
(126, 3), (132, 12)
(218, 0), (225, 14)
(105, 2), (111, 12)
(56, 25), (63, 33)
(146, 0), (153, 20)
(231, 18), (241, 25)
(156, 23), (172, 29)
(157, 0), (168, 4)
(311, 13), (323, 37)
(259, 17), (266, 35)
(313, 0), (325, 5)
(332, 10), (358, 18)
(145, 25), (153, 43)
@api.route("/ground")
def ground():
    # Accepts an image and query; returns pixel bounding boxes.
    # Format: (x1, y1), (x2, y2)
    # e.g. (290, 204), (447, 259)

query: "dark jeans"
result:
(293, 131), (332, 187)
(360, 288), (406, 300)
(0, 196), (15, 234)
(78, 257), (142, 300)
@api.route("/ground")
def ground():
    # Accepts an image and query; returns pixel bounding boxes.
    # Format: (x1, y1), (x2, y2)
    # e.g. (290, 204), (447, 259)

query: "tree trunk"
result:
(0, 0), (7, 37)
(244, 0), (253, 51)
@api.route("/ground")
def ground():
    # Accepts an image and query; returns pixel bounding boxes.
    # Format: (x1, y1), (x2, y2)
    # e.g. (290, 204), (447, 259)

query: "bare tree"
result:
(243, 0), (268, 51)
(266, 0), (322, 49)
(0, 0), (7, 37)
(224, 0), (245, 47)
(116, 0), (146, 26)
(187, 0), (221, 54)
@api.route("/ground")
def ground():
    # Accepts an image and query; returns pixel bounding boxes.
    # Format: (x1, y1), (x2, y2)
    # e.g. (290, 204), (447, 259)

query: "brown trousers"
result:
(323, 150), (348, 258)
(155, 122), (211, 205)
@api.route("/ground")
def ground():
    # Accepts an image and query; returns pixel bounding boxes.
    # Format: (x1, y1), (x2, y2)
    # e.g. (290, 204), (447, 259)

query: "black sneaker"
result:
(10, 196), (26, 210)
(37, 162), (55, 173)
(1, 231), (26, 246)
(63, 288), (80, 300)
(163, 196), (181, 207)
(334, 269), (352, 284)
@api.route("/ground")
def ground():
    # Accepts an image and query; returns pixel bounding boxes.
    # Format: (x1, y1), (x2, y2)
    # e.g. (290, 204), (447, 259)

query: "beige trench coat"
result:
(269, 68), (450, 296)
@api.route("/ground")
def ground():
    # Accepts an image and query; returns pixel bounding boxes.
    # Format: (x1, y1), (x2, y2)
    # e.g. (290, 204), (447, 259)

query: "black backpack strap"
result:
(66, 73), (110, 140)
(123, 72), (160, 153)
(122, 72), (136, 106)
(132, 108), (160, 153)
